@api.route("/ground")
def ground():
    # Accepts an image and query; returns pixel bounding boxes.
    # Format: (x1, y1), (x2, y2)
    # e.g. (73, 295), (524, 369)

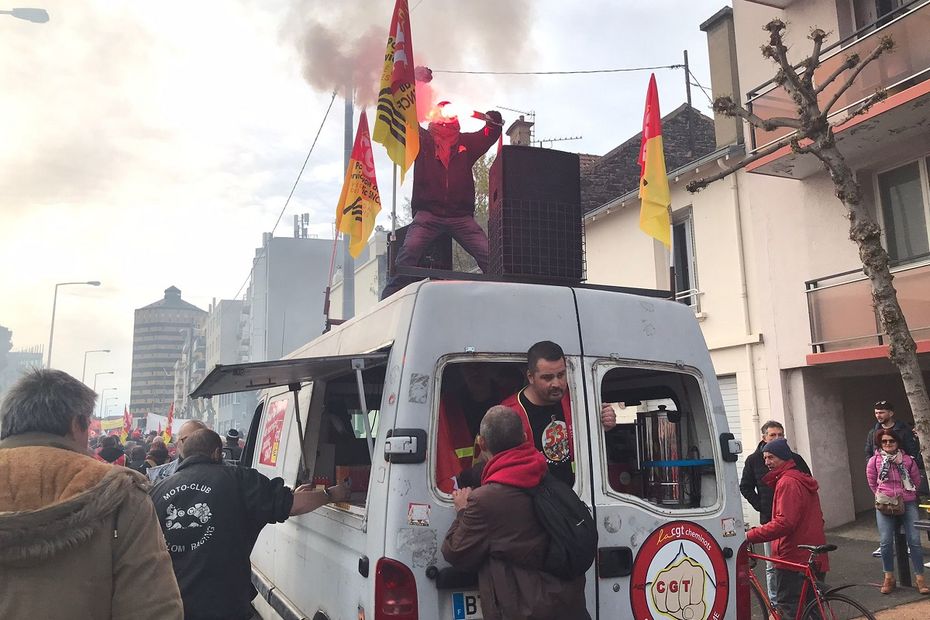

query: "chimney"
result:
(506, 115), (534, 146)
(700, 7), (744, 147)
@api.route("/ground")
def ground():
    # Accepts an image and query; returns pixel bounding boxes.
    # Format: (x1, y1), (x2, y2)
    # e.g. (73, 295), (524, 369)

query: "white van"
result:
(192, 280), (749, 620)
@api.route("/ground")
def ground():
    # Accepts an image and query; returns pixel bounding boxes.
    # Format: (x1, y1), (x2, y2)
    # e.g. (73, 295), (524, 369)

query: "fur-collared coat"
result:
(0, 432), (183, 619)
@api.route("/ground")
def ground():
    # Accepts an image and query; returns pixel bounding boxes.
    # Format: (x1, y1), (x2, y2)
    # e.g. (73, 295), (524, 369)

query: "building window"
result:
(877, 158), (930, 263)
(672, 210), (700, 311)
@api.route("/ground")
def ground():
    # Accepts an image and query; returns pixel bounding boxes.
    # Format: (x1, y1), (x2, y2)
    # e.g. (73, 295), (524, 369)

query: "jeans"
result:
(382, 210), (490, 298)
(775, 568), (824, 619)
(764, 541), (778, 606)
(876, 500), (925, 574)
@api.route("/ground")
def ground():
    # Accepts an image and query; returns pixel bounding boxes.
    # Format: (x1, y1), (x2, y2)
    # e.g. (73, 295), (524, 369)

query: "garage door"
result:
(718, 375), (756, 525)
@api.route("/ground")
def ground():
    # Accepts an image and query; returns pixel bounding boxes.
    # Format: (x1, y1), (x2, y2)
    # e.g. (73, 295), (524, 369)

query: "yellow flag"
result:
(372, 0), (419, 182)
(638, 74), (671, 247)
(336, 111), (382, 258)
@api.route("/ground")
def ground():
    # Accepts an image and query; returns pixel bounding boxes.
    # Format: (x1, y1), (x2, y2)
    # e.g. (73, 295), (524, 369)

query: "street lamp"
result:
(92, 371), (114, 392)
(81, 349), (110, 383)
(47, 280), (101, 369)
(0, 8), (49, 23)
(103, 397), (119, 418)
(98, 387), (117, 418)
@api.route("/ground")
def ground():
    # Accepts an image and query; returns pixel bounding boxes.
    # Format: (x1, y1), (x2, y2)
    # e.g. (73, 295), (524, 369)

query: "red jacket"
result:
(436, 398), (481, 493)
(746, 461), (829, 573)
(500, 389), (574, 462)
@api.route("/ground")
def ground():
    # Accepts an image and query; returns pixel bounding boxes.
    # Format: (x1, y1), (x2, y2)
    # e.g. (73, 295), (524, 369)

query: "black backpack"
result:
(525, 473), (598, 578)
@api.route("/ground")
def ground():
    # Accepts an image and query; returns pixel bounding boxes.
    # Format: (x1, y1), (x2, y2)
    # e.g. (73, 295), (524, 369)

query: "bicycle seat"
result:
(798, 544), (837, 554)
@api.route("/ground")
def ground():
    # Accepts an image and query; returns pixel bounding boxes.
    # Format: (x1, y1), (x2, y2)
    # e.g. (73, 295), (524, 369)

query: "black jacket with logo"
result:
(739, 441), (811, 524)
(411, 123), (501, 218)
(150, 456), (293, 620)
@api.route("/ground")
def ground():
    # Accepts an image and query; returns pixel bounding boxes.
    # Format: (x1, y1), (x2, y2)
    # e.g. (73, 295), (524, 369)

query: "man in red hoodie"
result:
(442, 406), (589, 620)
(746, 438), (828, 618)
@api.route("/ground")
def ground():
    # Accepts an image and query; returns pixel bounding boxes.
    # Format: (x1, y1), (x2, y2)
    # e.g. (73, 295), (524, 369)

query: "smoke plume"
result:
(286, 0), (535, 108)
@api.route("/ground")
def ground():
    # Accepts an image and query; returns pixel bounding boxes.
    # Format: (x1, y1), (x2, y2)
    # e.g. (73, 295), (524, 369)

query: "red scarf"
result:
(428, 121), (460, 168)
(481, 441), (548, 488)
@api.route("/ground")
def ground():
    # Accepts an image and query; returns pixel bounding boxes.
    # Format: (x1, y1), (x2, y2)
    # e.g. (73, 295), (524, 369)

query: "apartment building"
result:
(584, 0), (930, 526)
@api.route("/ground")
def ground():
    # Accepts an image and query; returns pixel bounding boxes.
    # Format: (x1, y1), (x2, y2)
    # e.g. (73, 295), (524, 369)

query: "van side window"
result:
(435, 361), (527, 493)
(309, 364), (385, 510)
(601, 366), (718, 509)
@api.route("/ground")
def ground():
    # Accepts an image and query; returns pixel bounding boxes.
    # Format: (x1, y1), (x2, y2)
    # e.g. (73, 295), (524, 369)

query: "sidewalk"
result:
(822, 511), (930, 615)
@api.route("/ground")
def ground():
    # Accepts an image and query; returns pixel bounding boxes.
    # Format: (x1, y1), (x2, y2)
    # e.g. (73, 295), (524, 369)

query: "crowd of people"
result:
(740, 400), (930, 617)
(3, 351), (929, 619)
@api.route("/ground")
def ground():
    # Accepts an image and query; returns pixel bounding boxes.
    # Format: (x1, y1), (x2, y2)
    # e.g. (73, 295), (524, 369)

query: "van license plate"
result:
(452, 591), (482, 619)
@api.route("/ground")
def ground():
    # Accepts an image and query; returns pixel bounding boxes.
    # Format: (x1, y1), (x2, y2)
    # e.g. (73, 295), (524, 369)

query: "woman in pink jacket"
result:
(866, 428), (929, 594)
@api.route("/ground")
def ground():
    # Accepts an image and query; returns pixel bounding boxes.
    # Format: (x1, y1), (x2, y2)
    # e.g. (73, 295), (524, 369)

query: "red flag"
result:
(120, 405), (132, 442)
(335, 111), (382, 258)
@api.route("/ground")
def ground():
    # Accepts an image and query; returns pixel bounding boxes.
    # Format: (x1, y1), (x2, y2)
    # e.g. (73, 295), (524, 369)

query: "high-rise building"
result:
(204, 299), (251, 433)
(246, 234), (339, 363)
(130, 286), (206, 418)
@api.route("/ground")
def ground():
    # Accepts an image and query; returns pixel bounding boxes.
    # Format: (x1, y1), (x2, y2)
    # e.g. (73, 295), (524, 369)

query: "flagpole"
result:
(392, 164), (398, 235)
(668, 207), (676, 300)
(341, 82), (356, 320)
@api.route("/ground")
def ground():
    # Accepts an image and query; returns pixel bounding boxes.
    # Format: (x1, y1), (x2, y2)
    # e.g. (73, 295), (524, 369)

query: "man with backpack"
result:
(442, 406), (592, 620)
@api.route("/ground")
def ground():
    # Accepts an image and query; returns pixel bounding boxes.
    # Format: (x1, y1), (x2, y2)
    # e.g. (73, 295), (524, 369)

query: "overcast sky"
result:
(1, 0), (725, 416)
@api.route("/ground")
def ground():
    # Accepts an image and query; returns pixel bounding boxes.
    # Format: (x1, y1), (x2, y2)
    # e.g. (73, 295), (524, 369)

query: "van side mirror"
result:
(719, 432), (742, 463)
(384, 428), (427, 464)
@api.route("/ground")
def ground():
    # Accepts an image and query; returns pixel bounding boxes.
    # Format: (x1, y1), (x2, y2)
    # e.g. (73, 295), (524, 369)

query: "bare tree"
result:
(687, 20), (930, 482)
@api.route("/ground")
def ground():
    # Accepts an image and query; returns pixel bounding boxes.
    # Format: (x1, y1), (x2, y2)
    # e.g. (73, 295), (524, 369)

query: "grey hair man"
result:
(443, 406), (589, 620)
(0, 369), (182, 619)
(147, 418), (208, 483)
(151, 428), (351, 620)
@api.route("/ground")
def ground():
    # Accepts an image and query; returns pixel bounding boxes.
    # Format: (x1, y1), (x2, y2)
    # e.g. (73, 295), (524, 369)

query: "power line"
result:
(432, 64), (683, 76)
(232, 90), (339, 301)
(687, 68), (715, 106)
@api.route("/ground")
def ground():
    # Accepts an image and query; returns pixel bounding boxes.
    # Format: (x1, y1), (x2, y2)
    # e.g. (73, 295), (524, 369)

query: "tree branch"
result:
(813, 55), (858, 95)
(822, 36), (894, 114)
(714, 96), (802, 131)
(686, 134), (799, 193)
(833, 89), (889, 126)
(762, 20), (808, 103)
(802, 28), (829, 90)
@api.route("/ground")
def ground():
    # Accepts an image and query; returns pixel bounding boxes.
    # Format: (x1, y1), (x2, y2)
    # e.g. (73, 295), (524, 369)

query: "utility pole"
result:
(341, 82), (356, 320)
(684, 50), (694, 158)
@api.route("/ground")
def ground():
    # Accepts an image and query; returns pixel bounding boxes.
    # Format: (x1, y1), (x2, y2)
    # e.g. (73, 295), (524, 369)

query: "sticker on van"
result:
(630, 521), (728, 620)
(259, 399), (287, 467)
(451, 591), (482, 620)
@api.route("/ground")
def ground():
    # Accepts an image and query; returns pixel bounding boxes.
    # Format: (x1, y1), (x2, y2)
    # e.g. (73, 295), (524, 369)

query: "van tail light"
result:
(735, 543), (751, 619)
(375, 557), (418, 620)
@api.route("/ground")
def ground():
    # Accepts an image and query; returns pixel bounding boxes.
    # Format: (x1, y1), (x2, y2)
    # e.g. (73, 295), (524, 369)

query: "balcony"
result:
(742, 0), (797, 7)
(805, 257), (930, 361)
(746, 0), (930, 178)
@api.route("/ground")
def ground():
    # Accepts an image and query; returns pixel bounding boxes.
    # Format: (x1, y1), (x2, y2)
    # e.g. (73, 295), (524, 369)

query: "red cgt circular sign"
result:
(630, 521), (729, 620)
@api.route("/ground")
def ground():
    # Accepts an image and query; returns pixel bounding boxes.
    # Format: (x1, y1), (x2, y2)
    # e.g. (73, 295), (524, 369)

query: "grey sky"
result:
(0, 0), (725, 415)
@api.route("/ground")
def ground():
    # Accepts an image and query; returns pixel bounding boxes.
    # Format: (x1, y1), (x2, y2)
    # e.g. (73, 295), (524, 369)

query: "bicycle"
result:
(747, 543), (876, 619)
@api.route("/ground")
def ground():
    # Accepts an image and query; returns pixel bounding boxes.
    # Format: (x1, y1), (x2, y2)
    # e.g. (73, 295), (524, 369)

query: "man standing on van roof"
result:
(150, 428), (351, 620)
(739, 420), (810, 607)
(0, 369), (183, 620)
(501, 341), (617, 486)
(443, 406), (589, 620)
(746, 438), (828, 619)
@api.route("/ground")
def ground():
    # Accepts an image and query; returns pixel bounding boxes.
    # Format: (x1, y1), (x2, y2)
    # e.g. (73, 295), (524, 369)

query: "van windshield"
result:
(600, 365), (719, 509)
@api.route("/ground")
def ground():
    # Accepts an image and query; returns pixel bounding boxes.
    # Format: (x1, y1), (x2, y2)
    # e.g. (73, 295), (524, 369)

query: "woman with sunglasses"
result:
(866, 428), (929, 594)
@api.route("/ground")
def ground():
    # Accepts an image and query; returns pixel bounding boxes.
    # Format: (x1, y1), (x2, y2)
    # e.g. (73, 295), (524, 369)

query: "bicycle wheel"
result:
(750, 577), (773, 620)
(801, 592), (876, 620)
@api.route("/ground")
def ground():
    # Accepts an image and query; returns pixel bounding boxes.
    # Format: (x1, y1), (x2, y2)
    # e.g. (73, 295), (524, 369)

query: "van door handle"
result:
(598, 547), (633, 578)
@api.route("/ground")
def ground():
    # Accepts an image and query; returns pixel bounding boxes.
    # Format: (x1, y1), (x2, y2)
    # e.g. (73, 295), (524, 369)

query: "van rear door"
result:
(572, 288), (745, 619)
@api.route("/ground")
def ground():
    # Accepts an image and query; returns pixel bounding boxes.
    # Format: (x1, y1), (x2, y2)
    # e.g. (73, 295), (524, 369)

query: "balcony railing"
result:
(806, 256), (930, 353)
(746, 0), (930, 151)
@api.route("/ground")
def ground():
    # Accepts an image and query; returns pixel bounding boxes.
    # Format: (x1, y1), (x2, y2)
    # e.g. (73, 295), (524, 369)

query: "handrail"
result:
(746, 0), (929, 102)
(805, 255), (930, 292)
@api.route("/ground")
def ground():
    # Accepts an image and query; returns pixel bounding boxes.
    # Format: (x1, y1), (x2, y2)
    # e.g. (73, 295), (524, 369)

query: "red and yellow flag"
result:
(120, 405), (132, 442)
(638, 74), (671, 247)
(372, 0), (419, 182)
(163, 402), (174, 443)
(336, 111), (382, 258)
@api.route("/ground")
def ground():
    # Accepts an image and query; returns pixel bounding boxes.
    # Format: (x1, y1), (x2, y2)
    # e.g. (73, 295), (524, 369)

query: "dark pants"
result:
(382, 210), (489, 298)
(775, 568), (824, 618)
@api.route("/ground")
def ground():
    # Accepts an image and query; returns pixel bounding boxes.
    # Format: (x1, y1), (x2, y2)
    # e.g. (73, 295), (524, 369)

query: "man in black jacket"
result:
(150, 429), (350, 620)
(739, 420), (811, 607)
(381, 103), (503, 299)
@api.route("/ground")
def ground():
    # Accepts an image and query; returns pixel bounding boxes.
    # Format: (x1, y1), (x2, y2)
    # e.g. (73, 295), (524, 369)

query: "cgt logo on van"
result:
(630, 521), (728, 620)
